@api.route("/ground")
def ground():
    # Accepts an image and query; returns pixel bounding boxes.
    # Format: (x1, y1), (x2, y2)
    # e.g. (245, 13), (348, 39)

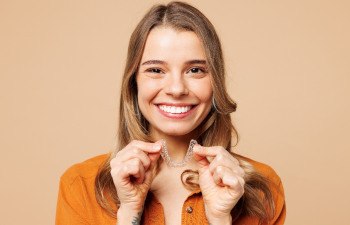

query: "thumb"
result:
(193, 144), (210, 169)
(149, 140), (162, 162)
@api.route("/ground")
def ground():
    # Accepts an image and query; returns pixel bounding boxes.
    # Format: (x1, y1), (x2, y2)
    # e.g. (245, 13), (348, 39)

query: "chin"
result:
(155, 125), (195, 137)
(162, 129), (191, 136)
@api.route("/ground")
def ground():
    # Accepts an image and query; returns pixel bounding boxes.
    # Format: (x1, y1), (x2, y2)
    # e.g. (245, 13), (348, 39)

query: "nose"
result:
(164, 73), (189, 98)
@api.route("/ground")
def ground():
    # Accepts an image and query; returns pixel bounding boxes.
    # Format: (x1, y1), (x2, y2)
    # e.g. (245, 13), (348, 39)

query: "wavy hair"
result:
(95, 1), (274, 223)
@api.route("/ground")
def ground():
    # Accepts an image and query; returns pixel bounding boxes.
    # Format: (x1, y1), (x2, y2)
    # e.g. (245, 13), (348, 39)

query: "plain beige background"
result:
(1, 0), (349, 224)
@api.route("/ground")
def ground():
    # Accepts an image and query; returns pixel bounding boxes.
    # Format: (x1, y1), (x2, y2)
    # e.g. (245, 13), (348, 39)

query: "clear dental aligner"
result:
(160, 139), (197, 167)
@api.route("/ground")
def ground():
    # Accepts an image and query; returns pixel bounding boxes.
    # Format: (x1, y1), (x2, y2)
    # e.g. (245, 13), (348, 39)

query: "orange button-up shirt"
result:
(56, 154), (286, 224)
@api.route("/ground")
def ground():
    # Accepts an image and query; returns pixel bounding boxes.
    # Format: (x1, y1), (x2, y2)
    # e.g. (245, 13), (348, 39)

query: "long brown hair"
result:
(95, 1), (274, 223)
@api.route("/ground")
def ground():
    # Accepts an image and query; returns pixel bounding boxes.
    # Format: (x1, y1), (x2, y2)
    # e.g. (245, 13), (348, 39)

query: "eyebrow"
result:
(141, 59), (207, 66)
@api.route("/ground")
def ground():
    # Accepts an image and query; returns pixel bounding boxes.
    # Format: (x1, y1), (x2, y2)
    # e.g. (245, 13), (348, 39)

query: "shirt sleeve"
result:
(55, 175), (90, 225)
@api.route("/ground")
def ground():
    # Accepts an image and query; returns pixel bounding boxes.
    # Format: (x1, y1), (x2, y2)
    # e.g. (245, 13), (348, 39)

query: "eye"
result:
(189, 67), (206, 73)
(190, 68), (201, 73)
(146, 68), (163, 73)
(186, 67), (208, 77)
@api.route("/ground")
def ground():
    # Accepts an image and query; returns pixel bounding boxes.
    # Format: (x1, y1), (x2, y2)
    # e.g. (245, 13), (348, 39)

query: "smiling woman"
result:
(56, 1), (286, 225)
(137, 27), (213, 137)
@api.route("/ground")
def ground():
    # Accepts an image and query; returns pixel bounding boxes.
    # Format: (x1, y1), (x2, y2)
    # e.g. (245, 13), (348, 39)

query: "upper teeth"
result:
(159, 105), (192, 114)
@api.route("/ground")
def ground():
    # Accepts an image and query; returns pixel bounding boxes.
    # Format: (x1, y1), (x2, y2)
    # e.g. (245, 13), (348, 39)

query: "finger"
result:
(209, 154), (232, 174)
(124, 158), (145, 183)
(193, 145), (210, 168)
(213, 166), (231, 186)
(148, 140), (162, 162)
(222, 173), (245, 191)
(110, 157), (119, 169)
(209, 154), (244, 176)
(193, 145), (234, 165)
(214, 165), (245, 190)
(116, 140), (161, 158)
(134, 159), (145, 184)
(232, 166), (245, 178)
(148, 152), (161, 163)
(112, 163), (137, 185)
(143, 154), (160, 185)
(112, 140), (162, 168)
(130, 140), (162, 153)
(119, 150), (151, 171)
(231, 155), (240, 165)
(193, 145), (221, 157)
(212, 166), (224, 186)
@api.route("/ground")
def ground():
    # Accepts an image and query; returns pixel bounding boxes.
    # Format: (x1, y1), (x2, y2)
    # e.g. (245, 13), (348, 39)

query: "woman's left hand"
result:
(193, 145), (245, 224)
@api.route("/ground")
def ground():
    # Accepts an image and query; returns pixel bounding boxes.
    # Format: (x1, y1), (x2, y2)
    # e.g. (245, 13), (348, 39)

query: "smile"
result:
(155, 103), (197, 119)
(158, 105), (192, 114)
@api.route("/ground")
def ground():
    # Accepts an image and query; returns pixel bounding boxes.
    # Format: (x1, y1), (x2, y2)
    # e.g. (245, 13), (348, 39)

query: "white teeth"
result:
(159, 105), (192, 114)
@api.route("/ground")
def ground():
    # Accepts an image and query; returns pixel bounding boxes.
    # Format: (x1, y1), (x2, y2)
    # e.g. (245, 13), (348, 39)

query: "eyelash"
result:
(145, 68), (163, 74)
(187, 67), (207, 74)
(145, 67), (207, 74)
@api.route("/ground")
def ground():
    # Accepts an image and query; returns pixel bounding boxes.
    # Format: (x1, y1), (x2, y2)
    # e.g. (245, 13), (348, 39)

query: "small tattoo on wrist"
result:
(131, 212), (142, 225)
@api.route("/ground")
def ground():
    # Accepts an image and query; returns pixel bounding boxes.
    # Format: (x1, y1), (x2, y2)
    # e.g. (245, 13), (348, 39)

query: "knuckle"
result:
(122, 165), (129, 172)
(122, 164), (134, 174)
(133, 158), (142, 166)
(110, 157), (121, 168)
(239, 167), (245, 176)
(144, 158), (151, 167)
(230, 157), (239, 166)
(116, 149), (123, 155)
(130, 140), (141, 147)
(216, 154), (223, 162)
(232, 168), (239, 174)
(217, 146), (226, 153)
(132, 148), (141, 154)
(216, 166), (223, 173)
(110, 158), (117, 167)
(239, 177), (246, 187)
(209, 163), (215, 173)
(110, 168), (119, 177)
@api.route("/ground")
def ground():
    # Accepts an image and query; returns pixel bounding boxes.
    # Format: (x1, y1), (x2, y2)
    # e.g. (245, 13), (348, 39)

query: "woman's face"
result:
(136, 27), (213, 138)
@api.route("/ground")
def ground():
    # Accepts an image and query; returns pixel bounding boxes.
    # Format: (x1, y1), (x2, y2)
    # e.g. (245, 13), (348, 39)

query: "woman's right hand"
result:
(110, 140), (161, 215)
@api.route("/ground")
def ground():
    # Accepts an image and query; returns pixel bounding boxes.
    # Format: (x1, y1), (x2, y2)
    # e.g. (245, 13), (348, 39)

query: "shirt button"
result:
(186, 206), (193, 213)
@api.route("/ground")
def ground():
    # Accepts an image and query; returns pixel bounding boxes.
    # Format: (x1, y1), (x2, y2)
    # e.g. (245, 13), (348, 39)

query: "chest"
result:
(144, 191), (202, 225)
(149, 169), (196, 225)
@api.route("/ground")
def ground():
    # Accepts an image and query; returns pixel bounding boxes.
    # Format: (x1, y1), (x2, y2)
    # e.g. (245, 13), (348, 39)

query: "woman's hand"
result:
(110, 140), (161, 219)
(193, 145), (245, 225)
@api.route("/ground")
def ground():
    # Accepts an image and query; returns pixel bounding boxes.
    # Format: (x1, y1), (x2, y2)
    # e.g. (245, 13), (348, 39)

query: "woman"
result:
(56, 1), (286, 225)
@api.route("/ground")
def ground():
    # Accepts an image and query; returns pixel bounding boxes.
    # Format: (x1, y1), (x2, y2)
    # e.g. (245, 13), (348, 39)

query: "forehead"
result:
(140, 27), (207, 62)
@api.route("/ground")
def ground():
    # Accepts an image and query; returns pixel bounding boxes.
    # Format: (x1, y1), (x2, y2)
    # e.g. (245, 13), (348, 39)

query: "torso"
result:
(150, 161), (198, 225)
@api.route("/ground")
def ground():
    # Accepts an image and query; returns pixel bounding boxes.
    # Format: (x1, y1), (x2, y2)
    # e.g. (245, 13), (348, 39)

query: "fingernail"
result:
(153, 144), (161, 150)
(193, 144), (201, 152)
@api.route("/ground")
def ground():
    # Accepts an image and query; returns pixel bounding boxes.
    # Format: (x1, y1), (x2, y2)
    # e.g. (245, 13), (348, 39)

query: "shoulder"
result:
(235, 154), (286, 223)
(60, 153), (110, 186)
(56, 154), (116, 224)
(236, 154), (282, 185)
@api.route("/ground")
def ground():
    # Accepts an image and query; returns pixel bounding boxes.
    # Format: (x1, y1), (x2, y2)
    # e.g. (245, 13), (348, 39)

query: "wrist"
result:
(204, 204), (232, 225)
(117, 206), (143, 225)
(207, 215), (232, 225)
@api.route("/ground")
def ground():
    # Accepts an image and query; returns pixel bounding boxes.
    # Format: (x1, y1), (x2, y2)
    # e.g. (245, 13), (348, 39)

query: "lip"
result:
(155, 103), (198, 119)
(156, 102), (196, 107)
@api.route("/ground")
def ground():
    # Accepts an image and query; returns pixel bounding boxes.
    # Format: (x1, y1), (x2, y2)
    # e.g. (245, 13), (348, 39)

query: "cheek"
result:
(137, 78), (161, 103)
(189, 79), (213, 102)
